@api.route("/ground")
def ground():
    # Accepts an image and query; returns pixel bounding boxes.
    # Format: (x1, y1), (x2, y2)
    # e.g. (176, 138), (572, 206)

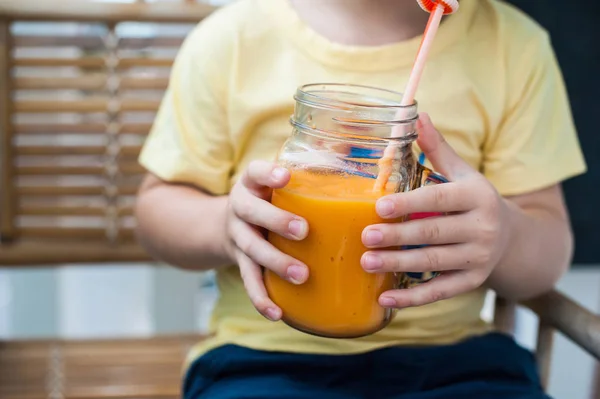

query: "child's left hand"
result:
(361, 113), (511, 309)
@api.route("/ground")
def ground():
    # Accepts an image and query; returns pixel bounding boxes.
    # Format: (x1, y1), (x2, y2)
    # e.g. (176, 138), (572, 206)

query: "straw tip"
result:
(416, 0), (459, 15)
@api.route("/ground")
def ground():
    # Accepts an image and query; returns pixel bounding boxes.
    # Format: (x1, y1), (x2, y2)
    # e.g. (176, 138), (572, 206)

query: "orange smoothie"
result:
(265, 170), (402, 338)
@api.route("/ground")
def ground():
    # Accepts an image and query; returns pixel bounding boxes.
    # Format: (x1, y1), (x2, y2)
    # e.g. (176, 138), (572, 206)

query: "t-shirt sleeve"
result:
(482, 31), (587, 196)
(138, 14), (234, 195)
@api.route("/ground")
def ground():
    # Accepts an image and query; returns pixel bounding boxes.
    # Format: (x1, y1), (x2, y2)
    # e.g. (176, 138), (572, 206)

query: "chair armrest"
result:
(521, 290), (600, 360)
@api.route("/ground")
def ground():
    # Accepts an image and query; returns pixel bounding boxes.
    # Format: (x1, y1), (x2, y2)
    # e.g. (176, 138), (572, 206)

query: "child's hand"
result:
(361, 113), (511, 309)
(226, 161), (309, 321)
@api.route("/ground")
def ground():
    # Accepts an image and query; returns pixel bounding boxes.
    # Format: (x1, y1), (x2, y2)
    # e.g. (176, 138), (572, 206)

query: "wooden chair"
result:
(0, 335), (202, 399)
(0, 1), (598, 398)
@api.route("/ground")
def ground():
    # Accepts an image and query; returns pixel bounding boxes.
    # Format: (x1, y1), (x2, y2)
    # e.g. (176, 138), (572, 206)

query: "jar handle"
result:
(397, 163), (448, 289)
(409, 162), (448, 219)
(416, 162), (448, 186)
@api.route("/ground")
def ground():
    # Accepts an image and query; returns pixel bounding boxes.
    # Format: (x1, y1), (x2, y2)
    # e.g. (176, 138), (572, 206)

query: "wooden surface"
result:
(593, 362), (600, 399)
(0, 20), (14, 240)
(535, 322), (554, 390)
(493, 297), (516, 335)
(0, 1), (216, 23)
(0, 335), (202, 399)
(523, 290), (600, 361)
(0, 2), (204, 264)
(0, 240), (150, 264)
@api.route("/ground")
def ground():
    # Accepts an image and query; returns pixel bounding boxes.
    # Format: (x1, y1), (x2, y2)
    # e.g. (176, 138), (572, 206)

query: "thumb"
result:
(416, 113), (476, 180)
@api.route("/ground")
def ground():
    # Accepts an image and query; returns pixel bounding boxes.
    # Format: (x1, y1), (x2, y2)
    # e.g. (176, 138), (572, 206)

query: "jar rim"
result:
(292, 83), (419, 141)
(295, 83), (417, 116)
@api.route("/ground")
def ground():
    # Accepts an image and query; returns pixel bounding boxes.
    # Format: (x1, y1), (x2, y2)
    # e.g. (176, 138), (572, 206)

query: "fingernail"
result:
(288, 219), (307, 239)
(362, 253), (383, 271)
(364, 229), (383, 246)
(272, 167), (288, 181)
(377, 200), (395, 217)
(265, 307), (281, 321)
(287, 265), (308, 284)
(379, 296), (396, 307)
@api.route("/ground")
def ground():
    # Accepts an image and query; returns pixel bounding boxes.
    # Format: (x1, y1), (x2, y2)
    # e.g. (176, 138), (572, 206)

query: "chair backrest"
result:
(0, 1), (216, 265)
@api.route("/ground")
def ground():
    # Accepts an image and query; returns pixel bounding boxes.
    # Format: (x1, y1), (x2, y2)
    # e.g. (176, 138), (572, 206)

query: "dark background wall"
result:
(505, 0), (600, 264)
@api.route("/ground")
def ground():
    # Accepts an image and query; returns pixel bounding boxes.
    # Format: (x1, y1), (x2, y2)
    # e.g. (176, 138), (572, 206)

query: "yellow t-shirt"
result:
(139, 0), (586, 366)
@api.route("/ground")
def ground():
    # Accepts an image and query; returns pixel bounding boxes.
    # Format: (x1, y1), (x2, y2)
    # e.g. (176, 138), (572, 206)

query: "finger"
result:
(361, 243), (474, 273)
(416, 113), (477, 180)
(362, 214), (472, 248)
(376, 182), (475, 218)
(378, 269), (485, 308)
(230, 217), (309, 284)
(236, 248), (282, 321)
(241, 160), (290, 194)
(231, 187), (308, 240)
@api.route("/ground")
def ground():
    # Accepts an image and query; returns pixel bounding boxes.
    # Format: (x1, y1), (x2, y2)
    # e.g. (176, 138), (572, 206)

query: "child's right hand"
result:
(225, 160), (309, 321)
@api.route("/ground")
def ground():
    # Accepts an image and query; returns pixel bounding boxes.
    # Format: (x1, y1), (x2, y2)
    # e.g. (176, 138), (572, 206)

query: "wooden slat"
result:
(18, 206), (105, 216)
(120, 123), (152, 135)
(65, 386), (179, 399)
(593, 363), (600, 399)
(119, 37), (184, 49)
(120, 145), (142, 157)
(16, 146), (106, 156)
(17, 164), (144, 176)
(17, 186), (104, 196)
(120, 77), (169, 90)
(120, 162), (146, 175)
(18, 227), (136, 240)
(65, 372), (182, 383)
(17, 205), (133, 217)
(19, 227), (108, 239)
(536, 321), (554, 390)
(15, 99), (108, 113)
(14, 123), (107, 134)
(494, 297), (516, 335)
(17, 166), (104, 176)
(117, 185), (139, 196)
(119, 206), (134, 217)
(0, 335), (200, 351)
(0, 1), (216, 23)
(120, 99), (160, 112)
(64, 358), (182, 369)
(14, 35), (104, 48)
(15, 76), (107, 90)
(118, 58), (173, 69)
(12, 57), (106, 68)
(523, 290), (600, 361)
(17, 145), (141, 157)
(0, 240), (148, 265)
(16, 100), (160, 113)
(17, 185), (139, 196)
(0, 21), (16, 239)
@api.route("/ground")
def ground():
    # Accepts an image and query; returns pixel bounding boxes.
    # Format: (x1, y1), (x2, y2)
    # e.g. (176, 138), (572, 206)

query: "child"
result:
(136, 0), (586, 397)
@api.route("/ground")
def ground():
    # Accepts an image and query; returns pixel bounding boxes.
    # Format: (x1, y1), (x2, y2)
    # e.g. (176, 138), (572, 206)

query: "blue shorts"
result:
(183, 332), (551, 399)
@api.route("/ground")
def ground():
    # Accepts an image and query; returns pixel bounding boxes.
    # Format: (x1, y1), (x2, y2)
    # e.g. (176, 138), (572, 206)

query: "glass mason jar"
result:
(264, 83), (446, 339)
